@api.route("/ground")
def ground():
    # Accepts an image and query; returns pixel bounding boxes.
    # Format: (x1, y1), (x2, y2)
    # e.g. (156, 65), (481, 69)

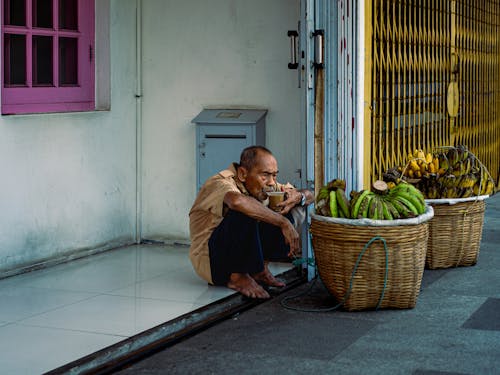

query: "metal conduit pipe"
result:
(135, 0), (143, 243)
(356, 0), (365, 190)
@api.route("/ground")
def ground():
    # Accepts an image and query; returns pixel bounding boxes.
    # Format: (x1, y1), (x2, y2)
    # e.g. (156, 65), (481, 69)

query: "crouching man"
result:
(189, 145), (313, 299)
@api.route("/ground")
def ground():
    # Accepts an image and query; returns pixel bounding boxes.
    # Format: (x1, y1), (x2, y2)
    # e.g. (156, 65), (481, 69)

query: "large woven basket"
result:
(425, 197), (487, 269)
(310, 208), (433, 311)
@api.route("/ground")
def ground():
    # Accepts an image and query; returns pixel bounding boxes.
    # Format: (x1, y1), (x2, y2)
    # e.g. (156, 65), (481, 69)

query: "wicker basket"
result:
(310, 208), (433, 311)
(425, 197), (487, 269)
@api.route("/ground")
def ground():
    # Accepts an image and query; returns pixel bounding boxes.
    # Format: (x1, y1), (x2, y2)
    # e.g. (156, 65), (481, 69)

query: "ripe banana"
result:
(483, 180), (495, 196)
(460, 187), (473, 198)
(383, 146), (496, 200)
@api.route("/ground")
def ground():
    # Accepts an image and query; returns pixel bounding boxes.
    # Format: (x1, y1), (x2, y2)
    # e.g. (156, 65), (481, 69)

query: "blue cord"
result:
(281, 235), (389, 312)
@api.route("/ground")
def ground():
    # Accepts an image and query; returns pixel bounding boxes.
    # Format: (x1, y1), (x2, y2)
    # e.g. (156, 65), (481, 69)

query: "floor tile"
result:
(0, 286), (96, 323)
(267, 262), (295, 276)
(108, 268), (235, 304)
(1, 246), (191, 294)
(0, 323), (122, 375)
(462, 297), (500, 331)
(0, 245), (296, 374)
(20, 294), (203, 337)
(413, 370), (471, 375)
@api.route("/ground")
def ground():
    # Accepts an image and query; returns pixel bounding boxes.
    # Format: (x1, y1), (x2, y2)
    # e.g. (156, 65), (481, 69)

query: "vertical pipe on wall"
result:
(357, 0), (366, 189)
(135, 0), (143, 243)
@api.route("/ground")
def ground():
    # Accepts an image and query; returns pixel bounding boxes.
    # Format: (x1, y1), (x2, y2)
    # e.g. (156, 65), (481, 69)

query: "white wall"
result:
(0, 1), (138, 274)
(140, 0), (302, 241)
(0, 0), (302, 274)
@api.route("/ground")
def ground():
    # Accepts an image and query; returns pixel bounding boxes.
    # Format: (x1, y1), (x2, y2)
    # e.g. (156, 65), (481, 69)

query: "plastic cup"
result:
(267, 191), (285, 211)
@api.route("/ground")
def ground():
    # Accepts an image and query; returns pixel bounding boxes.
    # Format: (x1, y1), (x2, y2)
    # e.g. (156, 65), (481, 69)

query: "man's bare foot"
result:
(252, 266), (286, 288)
(227, 273), (270, 299)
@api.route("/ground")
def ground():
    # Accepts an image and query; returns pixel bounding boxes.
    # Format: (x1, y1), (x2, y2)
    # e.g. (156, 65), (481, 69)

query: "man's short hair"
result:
(239, 146), (273, 170)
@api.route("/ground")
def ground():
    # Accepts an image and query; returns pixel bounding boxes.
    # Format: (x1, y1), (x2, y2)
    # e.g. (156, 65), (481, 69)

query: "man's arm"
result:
(223, 191), (300, 256)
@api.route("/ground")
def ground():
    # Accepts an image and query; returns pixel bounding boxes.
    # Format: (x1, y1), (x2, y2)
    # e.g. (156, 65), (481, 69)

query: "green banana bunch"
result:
(329, 190), (338, 217)
(359, 193), (375, 218)
(315, 179), (351, 218)
(327, 178), (347, 191)
(316, 186), (330, 204)
(386, 182), (426, 217)
(383, 200), (401, 219)
(349, 181), (427, 220)
(350, 190), (373, 218)
(318, 179), (431, 220)
(326, 187), (351, 218)
(336, 188), (351, 218)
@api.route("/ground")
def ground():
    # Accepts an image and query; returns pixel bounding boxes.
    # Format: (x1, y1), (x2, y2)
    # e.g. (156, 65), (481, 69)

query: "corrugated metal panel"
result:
(321, 0), (359, 193)
(454, 0), (500, 186)
(367, 0), (500, 186)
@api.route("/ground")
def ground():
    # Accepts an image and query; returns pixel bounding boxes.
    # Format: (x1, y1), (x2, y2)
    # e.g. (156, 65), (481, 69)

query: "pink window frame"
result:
(1, 0), (95, 115)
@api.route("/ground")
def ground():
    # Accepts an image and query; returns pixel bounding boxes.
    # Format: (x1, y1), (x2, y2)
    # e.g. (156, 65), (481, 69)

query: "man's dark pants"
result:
(208, 209), (292, 286)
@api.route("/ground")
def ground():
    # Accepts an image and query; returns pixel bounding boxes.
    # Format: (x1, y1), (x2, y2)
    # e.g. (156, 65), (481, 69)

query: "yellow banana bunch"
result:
(401, 149), (437, 179)
(386, 145), (497, 199)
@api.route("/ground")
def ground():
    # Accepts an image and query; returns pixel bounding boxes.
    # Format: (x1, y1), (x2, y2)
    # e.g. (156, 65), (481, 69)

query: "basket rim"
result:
(310, 205), (434, 227)
(425, 195), (489, 205)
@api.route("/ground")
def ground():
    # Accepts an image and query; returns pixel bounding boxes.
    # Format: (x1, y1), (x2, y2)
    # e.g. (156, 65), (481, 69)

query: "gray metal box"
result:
(192, 109), (267, 191)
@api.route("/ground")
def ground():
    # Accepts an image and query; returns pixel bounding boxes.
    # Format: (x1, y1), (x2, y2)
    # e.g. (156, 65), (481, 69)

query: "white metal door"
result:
(301, 0), (362, 279)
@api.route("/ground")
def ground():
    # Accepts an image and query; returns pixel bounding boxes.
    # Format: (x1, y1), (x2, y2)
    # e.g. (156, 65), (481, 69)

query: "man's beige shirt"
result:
(188, 163), (289, 284)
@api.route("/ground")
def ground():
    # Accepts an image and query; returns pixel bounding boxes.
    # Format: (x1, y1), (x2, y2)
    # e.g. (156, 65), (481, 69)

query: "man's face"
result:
(239, 152), (279, 201)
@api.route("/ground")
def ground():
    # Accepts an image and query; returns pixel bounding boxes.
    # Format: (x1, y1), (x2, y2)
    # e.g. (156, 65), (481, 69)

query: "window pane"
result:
(4, 0), (26, 26)
(4, 34), (26, 86)
(59, 0), (77, 30)
(33, 0), (53, 28)
(33, 35), (53, 86)
(59, 37), (77, 85)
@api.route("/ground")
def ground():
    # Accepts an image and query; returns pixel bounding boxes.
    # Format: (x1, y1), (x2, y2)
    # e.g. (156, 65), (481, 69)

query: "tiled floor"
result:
(0, 244), (293, 374)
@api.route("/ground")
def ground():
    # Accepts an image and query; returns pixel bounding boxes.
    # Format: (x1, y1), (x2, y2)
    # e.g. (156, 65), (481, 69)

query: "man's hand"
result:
(275, 188), (304, 214)
(281, 220), (300, 257)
